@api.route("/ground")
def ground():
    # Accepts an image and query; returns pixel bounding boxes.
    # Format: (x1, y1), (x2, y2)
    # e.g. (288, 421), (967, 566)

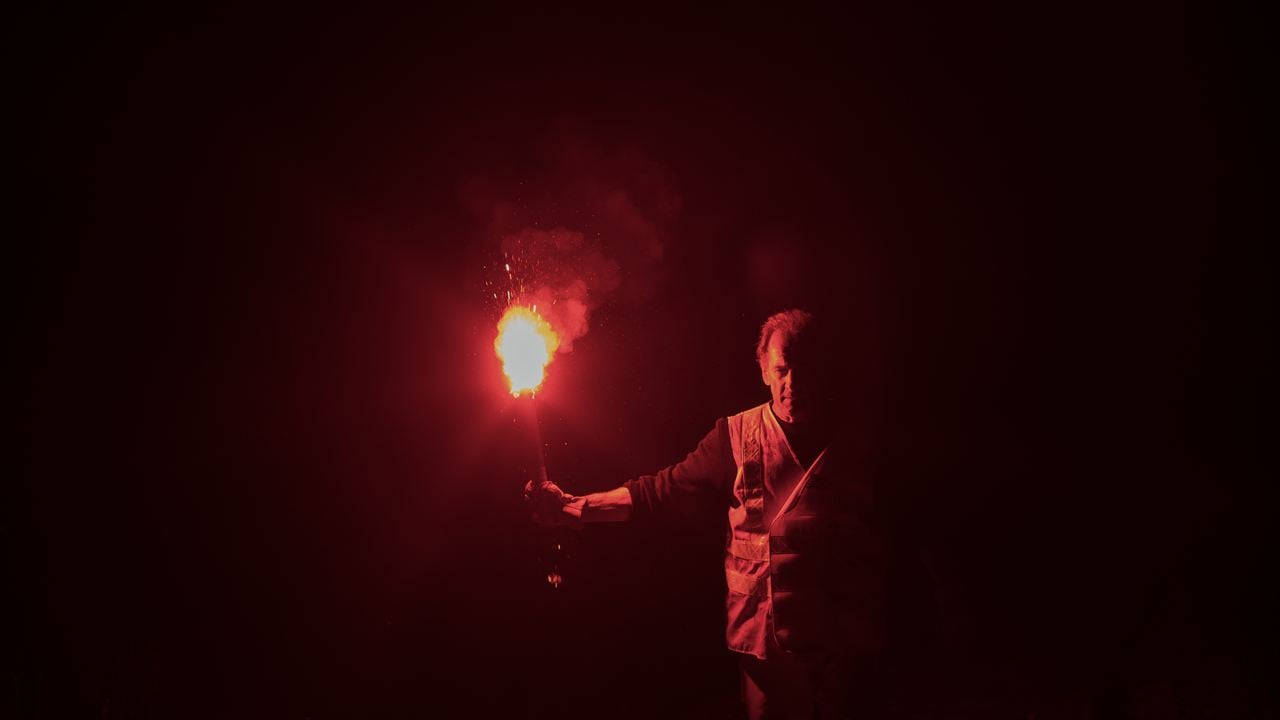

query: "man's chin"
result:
(788, 401), (828, 424)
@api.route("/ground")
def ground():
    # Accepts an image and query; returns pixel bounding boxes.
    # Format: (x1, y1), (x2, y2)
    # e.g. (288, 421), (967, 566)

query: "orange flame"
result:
(494, 305), (560, 397)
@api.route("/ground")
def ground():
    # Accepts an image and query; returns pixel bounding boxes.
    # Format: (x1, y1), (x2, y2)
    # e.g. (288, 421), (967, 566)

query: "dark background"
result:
(16, 4), (1269, 718)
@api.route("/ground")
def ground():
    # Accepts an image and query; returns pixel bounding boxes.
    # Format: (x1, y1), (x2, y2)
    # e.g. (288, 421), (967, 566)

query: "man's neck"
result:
(770, 404), (832, 469)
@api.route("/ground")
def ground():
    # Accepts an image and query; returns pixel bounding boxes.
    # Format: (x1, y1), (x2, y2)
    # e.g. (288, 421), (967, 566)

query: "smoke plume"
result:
(463, 120), (681, 353)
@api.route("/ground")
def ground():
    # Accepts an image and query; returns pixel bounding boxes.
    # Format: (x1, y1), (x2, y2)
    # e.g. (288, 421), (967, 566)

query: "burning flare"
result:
(494, 305), (560, 396)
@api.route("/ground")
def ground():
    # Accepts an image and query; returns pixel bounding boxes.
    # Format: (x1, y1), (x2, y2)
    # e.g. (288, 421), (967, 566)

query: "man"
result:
(526, 309), (892, 719)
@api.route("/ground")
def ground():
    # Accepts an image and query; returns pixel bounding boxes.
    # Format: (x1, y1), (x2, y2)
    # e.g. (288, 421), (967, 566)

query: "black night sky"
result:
(16, 4), (1269, 718)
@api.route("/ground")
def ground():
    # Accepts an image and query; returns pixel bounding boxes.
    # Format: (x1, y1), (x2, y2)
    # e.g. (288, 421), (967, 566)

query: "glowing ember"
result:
(494, 305), (560, 396)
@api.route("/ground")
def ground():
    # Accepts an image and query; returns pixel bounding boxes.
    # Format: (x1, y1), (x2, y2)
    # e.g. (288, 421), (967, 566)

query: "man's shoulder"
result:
(726, 402), (770, 423)
(724, 403), (770, 452)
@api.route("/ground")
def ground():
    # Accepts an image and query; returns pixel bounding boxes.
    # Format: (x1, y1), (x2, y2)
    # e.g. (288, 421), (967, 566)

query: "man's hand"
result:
(523, 480), (585, 528)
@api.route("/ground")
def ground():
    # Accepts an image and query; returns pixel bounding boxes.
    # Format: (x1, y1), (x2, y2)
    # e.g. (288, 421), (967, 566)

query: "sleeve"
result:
(624, 417), (736, 522)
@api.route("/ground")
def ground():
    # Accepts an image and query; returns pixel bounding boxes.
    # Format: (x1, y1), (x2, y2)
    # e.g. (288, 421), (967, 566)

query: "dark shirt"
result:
(624, 411), (835, 523)
(772, 413), (832, 470)
(626, 410), (943, 676)
(625, 417), (736, 521)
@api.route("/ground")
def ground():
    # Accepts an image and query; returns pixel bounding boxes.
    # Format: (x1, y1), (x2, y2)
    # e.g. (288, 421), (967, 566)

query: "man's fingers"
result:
(525, 479), (562, 494)
(524, 480), (580, 528)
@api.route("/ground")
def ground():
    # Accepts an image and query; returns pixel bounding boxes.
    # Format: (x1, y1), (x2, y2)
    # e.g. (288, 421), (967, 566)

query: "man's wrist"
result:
(579, 487), (632, 523)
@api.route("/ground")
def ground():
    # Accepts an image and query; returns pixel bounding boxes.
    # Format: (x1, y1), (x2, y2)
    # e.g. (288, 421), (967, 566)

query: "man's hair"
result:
(756, 309), (814, 367)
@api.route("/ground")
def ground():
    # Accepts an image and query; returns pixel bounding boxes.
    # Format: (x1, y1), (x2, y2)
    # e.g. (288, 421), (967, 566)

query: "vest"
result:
(724, 403), (889, 659)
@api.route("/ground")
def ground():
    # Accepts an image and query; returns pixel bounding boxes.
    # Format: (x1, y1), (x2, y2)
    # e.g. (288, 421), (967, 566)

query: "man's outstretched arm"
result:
(524, 482), (633, 526)
(526, 417), (735, 526)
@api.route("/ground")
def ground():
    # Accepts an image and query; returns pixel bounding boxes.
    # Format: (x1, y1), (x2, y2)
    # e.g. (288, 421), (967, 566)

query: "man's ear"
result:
(760, 364), (770, 387)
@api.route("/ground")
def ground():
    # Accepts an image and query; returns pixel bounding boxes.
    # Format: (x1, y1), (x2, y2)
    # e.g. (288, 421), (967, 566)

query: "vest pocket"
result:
(724, 587), (769, 657)
(725, 566), (767, 597)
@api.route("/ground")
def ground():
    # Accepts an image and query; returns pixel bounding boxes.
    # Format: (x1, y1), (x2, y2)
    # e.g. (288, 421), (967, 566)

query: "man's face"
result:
(761, 331), (811, 423)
